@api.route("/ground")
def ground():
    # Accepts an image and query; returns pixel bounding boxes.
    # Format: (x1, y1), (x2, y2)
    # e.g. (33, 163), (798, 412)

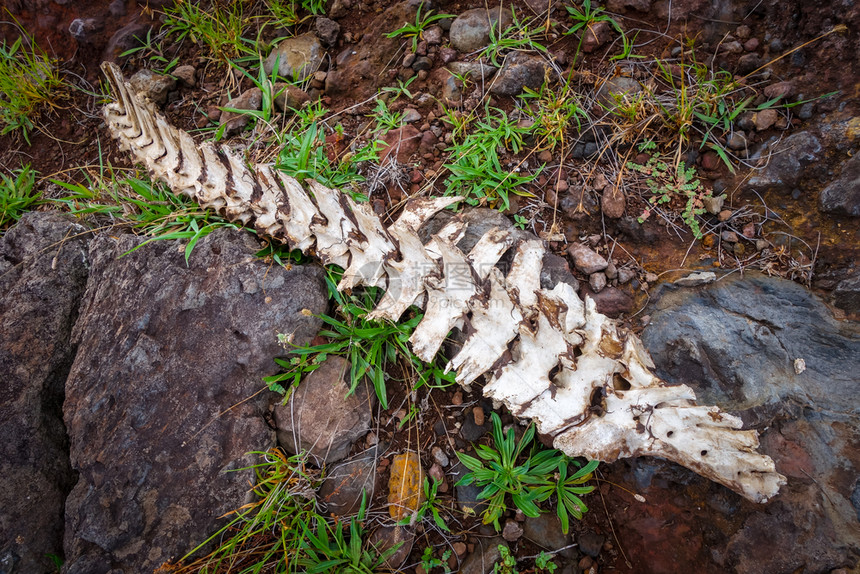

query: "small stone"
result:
(423, 25), (443, 45)
(264, 34), (323, 82)
(68, 17), (103, 42)
(581, 20), (611, 53)
(314, 17), (340, 46)
(368, 526), (414, 571)
(388, 452), (425, 521)
(754, 108), (778, 131)
(403, 52), (417, 67)
(756, 239), (769, 251)
(537, 150), (553, 163)
(452, 390), (463, 405)
(578, 530), (605, 558)
(721, 230), (739, 243)
(502, 519), (524, 542)
(605, 260), (618, 280)
(673, 271), (717, 287)
(700, 151), (720, 171)
(735, 25), (751, 39)
(273, 83), (311, 112)
(449, 7), (512, 53)
(721, 40), (744, 54)
(764, 81), (793, 100)
(472, 406), (485, 427)
(703, 194), (726, 215)
(129, 68), (176, 106)
(727, 132), (747, 150)
(579, 556), (594, 570)
(439, 46), (458, 63)
(601, 186), (626, 218)
(589, 272), (607, 293)
(432, 446), (449, 467)
(428, 462), (445, 483)
(220, 87), (263, 135)
(555, 179), (569, 193)
(617, 268), (635, 284)
(718, 209), (733, 222)
(743, 37), (760, 52)
(108, 0), (126, 17)
(172, 65), (197, 88)
(644, 272), (658, 284)
(568, 243), (608, 274)
(489, 51), (548, 96)
(319, 453), (377, 515)
(742, 222), (756, 238)
(402, 108), (422, 123)
(737, 53), (763, 75)
(453, 542), (467, 557)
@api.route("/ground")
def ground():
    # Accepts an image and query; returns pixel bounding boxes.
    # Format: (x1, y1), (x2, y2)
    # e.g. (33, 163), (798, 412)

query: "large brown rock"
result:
(61, 229), (327, 574)
(0, 213), (89, 574)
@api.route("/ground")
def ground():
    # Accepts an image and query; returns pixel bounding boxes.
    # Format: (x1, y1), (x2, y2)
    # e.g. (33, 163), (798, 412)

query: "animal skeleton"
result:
(100, 62), (786, 503)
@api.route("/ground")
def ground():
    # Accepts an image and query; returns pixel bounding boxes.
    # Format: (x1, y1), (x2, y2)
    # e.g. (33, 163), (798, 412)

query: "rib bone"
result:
(99, 61), (786, 503)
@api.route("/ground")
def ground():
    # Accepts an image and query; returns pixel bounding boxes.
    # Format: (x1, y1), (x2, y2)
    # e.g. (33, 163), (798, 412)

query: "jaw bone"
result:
(100, 61), (786, 503)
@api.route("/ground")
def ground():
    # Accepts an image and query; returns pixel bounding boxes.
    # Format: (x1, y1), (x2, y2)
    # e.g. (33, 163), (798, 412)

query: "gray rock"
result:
(702, 194), (725, 215)
(577, 529), (605, 557)
(62, 229), (327, 574)
(433, 68), (464, 105)
(220, 87), (263, 135)
(489, 51), (548, 96)
(641, 272), (860, 573)
(568, 243), (608, 274)
(673, 271), (716, 287)
(412, 56), (433, 71)
(402, 108), (422, 123)
(540, 252), (580, 292)
(448, 60), (498, 81)
(818, 152), (860, 217)
(459, 407), (489, 441)
(726, 132), (747, 150)
(0, 213), (89, 574)
(68, 17), (103, 42)
(601, 185), (626, 218)
(581, 285), (633, 317)
(431, 446), (450, 467)
(833, 272), (860, 313)
(589, 271), (607, 292)
(459, 536), (507, 574)
(522, 514), (574, 558)
(753, 108), (778, 131)
(502, 519), (523, 541)
(746, 131), (822, 193)
(129, 68), (176, 105)
(172, 64), (197, 88)
(596, 76), (642, 108)
(318, 452), (378, 515)
(274, 356), (374, 464)
(423, 24), (443, 45)
(314, 17), (340, 46)
(451, 461), (488, 517)
(264, 33), (324, 81)
(449, 7), (512, 53)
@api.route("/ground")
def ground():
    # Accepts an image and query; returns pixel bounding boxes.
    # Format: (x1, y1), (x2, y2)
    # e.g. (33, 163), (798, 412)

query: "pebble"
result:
(412, 56), (433, 71)
(700, 151), (720, 171)
(754, 108), (778, 131)
(568, 243), (608, 274)
(432, 446), (449, 467)
(721, 40), (744, 54)
(617, 268), (635, 284)
(718, 209), (733, 222)
(578, 530), (605, 558)
(743, 37), (760, 52)
(428, 462), (445, 483)
(502, 519), (524, 542)
(402, 108), (422, 123)
(735, 25), (751, 39)
(645, 272), (659, 284)
(726, 132), (747, 150)
(452, 390), (463, 405)
(172, 65), (197, 88)
(742, 222), (756, 238)
(764, 81), (794, 100)
(589, 272), (607, 293)
(472, 406), (485, 427)
(314, 17), (340, 47)
(605, 260), (618, 280)
(423, 25), (443, 45)
(219, 87), (262, 135)
(703, 195), (725, 215)
(453, 542), (467, 557)
(403, 53), (417, 67)
(439, 46), (458, 63)
(579, 557), (594, 570)
(721, 230), (739, 243)
(537, 150), (553, 163)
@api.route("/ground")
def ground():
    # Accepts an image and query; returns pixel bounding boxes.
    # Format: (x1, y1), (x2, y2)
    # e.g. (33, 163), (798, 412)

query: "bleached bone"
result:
(100, 62), (786, 503)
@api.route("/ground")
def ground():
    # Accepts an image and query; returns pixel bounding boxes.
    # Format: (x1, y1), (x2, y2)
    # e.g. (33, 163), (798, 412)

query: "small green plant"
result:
(494, 545), (519, 574)
(399, 476), (450, 531)
(444, 107), (540, 211)
(520, 81), (590, 151)
(299, 492), (400, 573)
(480, 8), (548, 67)
(420, 547), (453, 573)
(266, 0), (329, 27)
(369, 99), (403, 133)
(627, 157), (709, 239)
(53, 173), (238, 263)
(0, 164), (42, 231)
(386, 3), (454, 52)
(0, 27), (65, 143)
(162, 0), (257, 67)
(267, 267), (454, 408)
(535, 551), (558, 573)
(379, 75), (417, 102)
(456, 413), (597, 532)
(512, 213), (529, 230)
(564, 0), (625, 62)
(119, 27), (179, 74)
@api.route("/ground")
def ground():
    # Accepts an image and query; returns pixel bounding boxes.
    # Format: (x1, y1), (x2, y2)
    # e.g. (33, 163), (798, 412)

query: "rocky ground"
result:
(1, 0), (859, 573)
